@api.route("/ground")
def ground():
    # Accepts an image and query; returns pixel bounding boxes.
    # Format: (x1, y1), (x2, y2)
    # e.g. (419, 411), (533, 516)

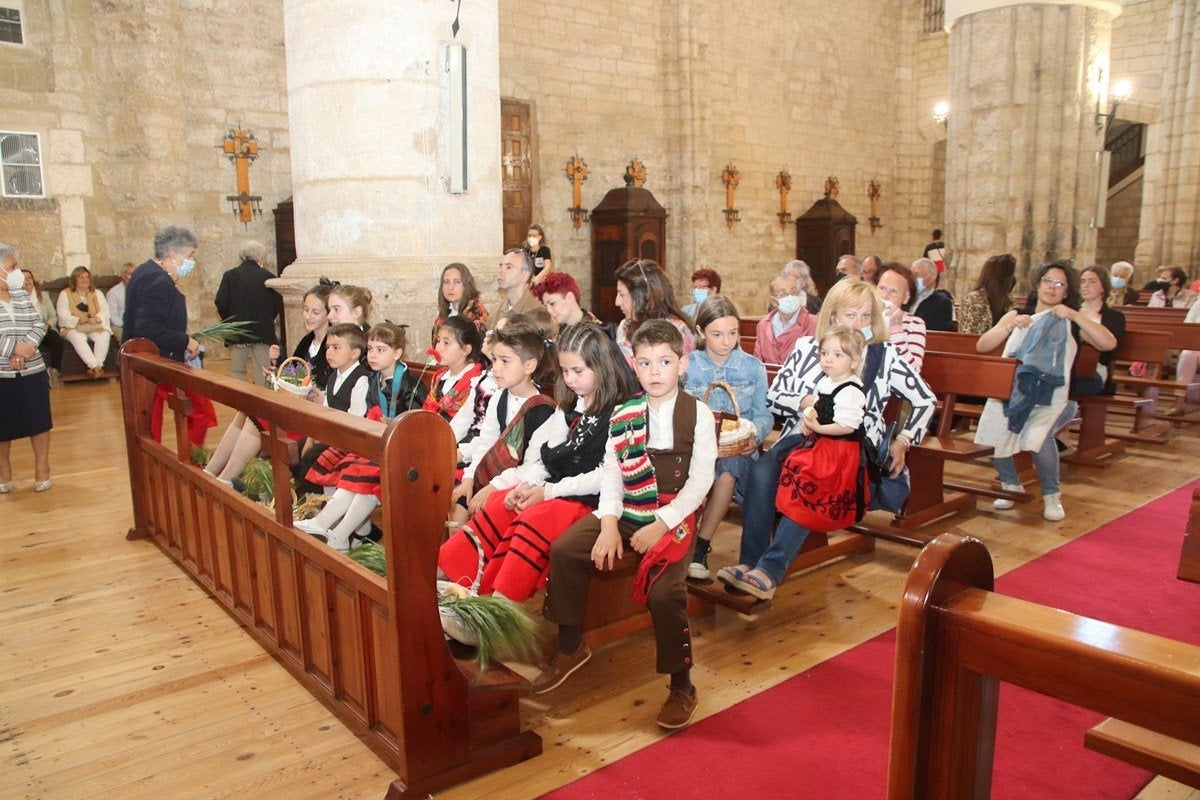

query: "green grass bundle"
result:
(348, 541), (387, 577)
(190, 446), (212, 467)
(438, 593), (538, 669)
(191, 319), (255, 344)
(238, 457), (275, 502)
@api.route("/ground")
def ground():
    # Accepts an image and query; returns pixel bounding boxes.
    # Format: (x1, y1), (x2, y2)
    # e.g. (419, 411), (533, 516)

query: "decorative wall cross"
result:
(824, 175), (840, 200)
(722, 164), (740, 229)
(776, 169), (793, 227)
(626, 159), (647, 188)
(867, 179), (883, 232)
(221, 126), (263, 226)
(565, 154), (589, 228)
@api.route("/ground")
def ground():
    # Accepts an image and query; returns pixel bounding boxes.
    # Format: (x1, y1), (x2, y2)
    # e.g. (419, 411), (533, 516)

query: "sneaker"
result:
(1043, 493), (1065, 522)
(993, 483), (1022, 510)
(324, 529), (352, 553)
(295, 518), (330, 542)
(688, 538), (712, 581)
(656, 685), (699, 730)
(530, 642), (592, 694)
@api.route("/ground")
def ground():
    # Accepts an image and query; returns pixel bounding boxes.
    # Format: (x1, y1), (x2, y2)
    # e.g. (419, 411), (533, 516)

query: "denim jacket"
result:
(684, 348), (773, 444)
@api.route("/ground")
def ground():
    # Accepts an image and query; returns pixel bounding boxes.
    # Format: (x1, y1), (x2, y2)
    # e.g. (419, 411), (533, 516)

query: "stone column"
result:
(1135, 0), (1200, 272)
(943, 0), (1122, 292)
(275, 0), (502, 344)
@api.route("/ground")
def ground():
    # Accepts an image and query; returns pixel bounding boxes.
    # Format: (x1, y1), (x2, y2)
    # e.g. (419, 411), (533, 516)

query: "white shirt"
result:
(595, 390), (717, 531)
(462, 389), (537, 480)
(454, 370), (497, 452)
(488, 407), (568, 490)
(107, 282), (127, 327)
(816, 375), (867, 429)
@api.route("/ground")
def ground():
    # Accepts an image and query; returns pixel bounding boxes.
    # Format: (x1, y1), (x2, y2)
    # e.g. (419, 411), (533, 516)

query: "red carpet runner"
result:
(542, 482), (1200, 799)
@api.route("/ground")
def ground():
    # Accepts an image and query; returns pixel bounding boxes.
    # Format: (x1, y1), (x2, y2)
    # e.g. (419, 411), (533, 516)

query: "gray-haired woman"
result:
(0, 243), (52, 492)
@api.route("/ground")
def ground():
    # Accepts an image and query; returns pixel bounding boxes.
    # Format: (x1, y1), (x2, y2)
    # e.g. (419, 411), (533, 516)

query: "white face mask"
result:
(4, 268), (23, 292)
(527, 237), (540, 249)
(776, 294), (802, 316)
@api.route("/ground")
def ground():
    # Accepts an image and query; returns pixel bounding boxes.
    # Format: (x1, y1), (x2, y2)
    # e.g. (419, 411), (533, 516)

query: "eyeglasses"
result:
(1040, 278), (1066, 289)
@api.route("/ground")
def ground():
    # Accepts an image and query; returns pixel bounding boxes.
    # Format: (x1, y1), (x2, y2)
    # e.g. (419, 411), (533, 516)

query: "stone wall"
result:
(0, 0), (291, 337)
(1096, 170), (1144, 270)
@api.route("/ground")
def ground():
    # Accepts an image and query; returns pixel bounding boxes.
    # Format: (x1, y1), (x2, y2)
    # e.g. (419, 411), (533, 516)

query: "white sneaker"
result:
(324, 529), (352, 553)
(295, 518), (330, 540)
(1043, 493), (1065, 522)
(993, 483), (1022, 510)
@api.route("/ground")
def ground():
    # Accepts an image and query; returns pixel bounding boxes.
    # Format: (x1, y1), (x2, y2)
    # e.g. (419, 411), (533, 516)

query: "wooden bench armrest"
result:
(911, 437), (994, 463)
(1118, 375), (1199, 391)
(1085, 718), (1200, 789)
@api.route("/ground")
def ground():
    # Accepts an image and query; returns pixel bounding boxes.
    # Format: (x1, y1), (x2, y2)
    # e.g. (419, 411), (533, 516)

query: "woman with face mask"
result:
(754, 272), (816, 365)
(525, 224), (554, 283)
(0, 242), (53, 493)
(681, 268), (722, 321)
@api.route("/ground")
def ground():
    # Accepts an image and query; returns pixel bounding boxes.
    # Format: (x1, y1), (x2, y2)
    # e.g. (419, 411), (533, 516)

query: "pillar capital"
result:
(945, 0), (1121, 30)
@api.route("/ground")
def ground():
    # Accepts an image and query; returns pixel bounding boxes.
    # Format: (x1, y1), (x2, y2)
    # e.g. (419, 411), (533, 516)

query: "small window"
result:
(0, 7), (22, 45)
(1, 132), (44, 197)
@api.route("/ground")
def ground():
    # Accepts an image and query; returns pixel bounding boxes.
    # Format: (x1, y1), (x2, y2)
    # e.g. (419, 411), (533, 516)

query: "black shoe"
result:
(1055, 437), (1067, 453)
(688, 538), (712, 581)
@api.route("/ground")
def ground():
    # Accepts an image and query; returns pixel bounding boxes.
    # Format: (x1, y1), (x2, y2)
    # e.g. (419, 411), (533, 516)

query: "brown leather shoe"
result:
(530, 642), (591, 695)
(656, 685), (698, 729)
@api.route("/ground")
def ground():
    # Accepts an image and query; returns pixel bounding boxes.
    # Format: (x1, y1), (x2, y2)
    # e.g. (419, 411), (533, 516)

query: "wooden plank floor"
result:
(2, 374), (1198, 800)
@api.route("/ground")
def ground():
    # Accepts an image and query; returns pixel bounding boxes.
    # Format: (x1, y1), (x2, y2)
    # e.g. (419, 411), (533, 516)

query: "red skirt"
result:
(438, 487), (592, 602)
(151, 383), (218, 447)
(775, 436), (869, 533)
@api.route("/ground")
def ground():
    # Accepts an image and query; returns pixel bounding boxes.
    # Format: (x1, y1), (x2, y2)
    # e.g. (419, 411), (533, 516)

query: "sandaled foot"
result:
(729, 569), (776, 601)
(34, 479), (52, 492)
(715, 564), (750, 588)
(0, 482), (12, 494)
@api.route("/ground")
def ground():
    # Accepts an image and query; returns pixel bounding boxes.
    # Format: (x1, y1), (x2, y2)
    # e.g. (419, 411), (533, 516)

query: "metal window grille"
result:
(922, 0), (944, 34)
(0, 7), (22, 45)
(1, 132), (44, 197)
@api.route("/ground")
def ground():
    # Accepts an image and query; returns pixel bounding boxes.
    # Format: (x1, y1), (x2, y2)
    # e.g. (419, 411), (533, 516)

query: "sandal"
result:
(729, 569), (776, 601)
(716, 564), (750, 588)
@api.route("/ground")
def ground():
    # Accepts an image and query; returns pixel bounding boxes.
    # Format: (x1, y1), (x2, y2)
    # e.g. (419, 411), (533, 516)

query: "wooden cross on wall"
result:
(566, 155), (589, 228)
(221, 127), (263, 226)
(626, 160), (647, 188)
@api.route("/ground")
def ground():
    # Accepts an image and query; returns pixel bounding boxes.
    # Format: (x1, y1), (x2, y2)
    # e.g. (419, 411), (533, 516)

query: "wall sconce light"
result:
(867, 179), (883, 233)
(721, 164), (740, 229)
(220, 126), (263, 226)
(565, 154), (589, 228)
(932, 101), (949, 128)
(776, 169), (793, 228)
(1095, 78), (1132, 135)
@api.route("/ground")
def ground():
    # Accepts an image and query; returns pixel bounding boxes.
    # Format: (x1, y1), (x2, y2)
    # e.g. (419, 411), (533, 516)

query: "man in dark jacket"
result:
(214, 240), (282, 386)
(910, 257), (956, 331)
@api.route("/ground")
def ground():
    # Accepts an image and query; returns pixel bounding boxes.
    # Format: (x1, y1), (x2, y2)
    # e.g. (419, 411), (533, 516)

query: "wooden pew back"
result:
(1113, 329), (1172, 373)
(118, 340), (540, 798)
(925, 330), (1002, 356)
(887, 533), (1200, 799)
(1125, 321), (1200, 352)
(1120, 306), (1189, 325)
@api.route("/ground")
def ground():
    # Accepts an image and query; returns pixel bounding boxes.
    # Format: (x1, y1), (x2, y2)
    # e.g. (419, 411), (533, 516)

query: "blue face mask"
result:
(1111, 276), (1127, 290)
(915, 276), (926, 294)
(692, 288), (709, 304)
(859, 324), (873, 341)
(177, 258), (196, 278)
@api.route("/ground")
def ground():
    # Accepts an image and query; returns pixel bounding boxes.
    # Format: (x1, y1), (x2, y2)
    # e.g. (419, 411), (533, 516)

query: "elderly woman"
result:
(1108, 261), (1139, 307)
(0, 244), (52, 492)
(976, 262), (1117, 522)
(56, 265), (113, 378)
(1147, 267), (1196, 309)
(871, 262), (927, 372)
(716, 278), (936, 598)
(22, 269), (64, 381)
(958, 254), (1017, 335)
(613, 259), (695, 362)
(755, 271), (816, 364)
(781, 259), (823, 314)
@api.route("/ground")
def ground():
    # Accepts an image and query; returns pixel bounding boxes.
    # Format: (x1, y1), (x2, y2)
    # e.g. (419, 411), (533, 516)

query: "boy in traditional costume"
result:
(531, 320), (716, 730)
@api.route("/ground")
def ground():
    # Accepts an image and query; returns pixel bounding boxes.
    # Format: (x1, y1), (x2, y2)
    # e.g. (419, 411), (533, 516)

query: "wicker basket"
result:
(705, 381), (758, 458)
(271, 356), (313, 397)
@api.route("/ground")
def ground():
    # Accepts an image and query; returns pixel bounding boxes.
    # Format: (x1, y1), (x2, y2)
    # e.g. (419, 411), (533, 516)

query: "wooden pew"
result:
(925, 330), (1001, 356)
(403, 359), (440, 395)
(119, 340), (541, 799)
(1122, 320), (1200, 420)
(1091, 329), (1173, 443)
(887, 533), (1200, 799)
(1180, 488), (1200, 586)
(1060, 345), (1128, 467)
(1120, 305), (1189, 325)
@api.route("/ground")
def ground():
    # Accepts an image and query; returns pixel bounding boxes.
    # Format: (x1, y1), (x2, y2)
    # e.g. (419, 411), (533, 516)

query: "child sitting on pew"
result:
(424, 316), (489, 440)
(293, 323), (372, 489)
(438, 322), (639, 607)
(297, 323), (427, 551)
(532, 320), (716, 731)
(449, 318), (562, 526)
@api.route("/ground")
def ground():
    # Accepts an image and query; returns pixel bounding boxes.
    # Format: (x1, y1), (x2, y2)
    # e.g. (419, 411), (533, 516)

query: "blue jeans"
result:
(737, 435), (811, 586)
(992, 401), (1077, 496)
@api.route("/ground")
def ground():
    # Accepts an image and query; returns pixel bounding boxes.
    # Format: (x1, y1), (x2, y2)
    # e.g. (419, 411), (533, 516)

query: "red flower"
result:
(366, 406), (384, 422)
(424, 347), (440, 364)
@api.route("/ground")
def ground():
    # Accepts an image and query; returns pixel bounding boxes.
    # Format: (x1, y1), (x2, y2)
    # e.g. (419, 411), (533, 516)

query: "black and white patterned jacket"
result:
(767, 338), (935, 447)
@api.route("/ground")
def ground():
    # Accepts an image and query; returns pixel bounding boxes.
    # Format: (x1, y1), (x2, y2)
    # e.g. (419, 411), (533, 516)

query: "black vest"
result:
(325, 364), (371, 413)
(542, 404), (615, 507)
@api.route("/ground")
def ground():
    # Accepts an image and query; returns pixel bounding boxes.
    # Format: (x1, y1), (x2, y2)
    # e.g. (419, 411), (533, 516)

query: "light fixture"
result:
(932, 101), (949, 127)
(1095, 78), (1132, 135)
